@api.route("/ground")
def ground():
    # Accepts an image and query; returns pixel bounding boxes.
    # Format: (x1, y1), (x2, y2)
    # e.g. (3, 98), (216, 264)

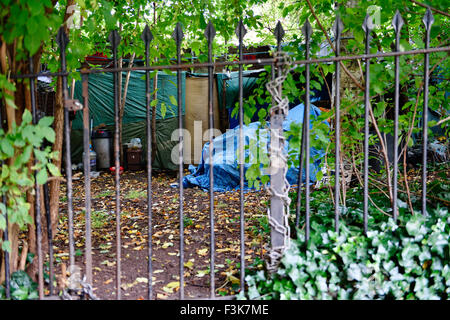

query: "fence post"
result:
(267, 21), (290, 273)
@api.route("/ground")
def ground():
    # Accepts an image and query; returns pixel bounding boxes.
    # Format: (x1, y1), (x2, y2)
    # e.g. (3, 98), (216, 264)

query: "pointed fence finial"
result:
(392, 10), (404, 34)
(274, 21), (285, 44)
(204, 20), (216, 42)
(235, 19), (247, 40)
(172, 22), (184, 47)
(141, 24), (153, 44)
(302, 19), (313, 39)
(423, 7), (434, 31)
(362, 13), (373, 33)
(108, 29), (121, 48)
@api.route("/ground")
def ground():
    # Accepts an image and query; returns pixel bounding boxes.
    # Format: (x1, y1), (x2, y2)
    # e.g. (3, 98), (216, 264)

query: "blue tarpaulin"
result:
(183, 103), (328, 192)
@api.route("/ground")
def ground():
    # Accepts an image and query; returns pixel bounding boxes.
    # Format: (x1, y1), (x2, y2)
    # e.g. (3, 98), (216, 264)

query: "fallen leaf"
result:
(157, 293), (167, 300)
(161, 242), (173, 249)
(184, 261), (194, 270)
(136, 277), (148, 284)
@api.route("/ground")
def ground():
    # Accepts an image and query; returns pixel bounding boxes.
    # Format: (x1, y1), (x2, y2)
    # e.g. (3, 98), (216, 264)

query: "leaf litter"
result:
(54, 170), (269, 299)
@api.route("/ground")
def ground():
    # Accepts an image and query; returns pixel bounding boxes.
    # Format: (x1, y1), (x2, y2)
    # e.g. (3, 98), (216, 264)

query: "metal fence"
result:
(2, 9), (449, 300)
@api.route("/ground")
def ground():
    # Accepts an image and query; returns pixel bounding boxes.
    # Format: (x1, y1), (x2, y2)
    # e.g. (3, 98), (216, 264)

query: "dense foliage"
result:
(0, 270), (38, 300)
(240, 199), (449, 300)
(0, 110), (59, 251)
(242, 0), (449, 207)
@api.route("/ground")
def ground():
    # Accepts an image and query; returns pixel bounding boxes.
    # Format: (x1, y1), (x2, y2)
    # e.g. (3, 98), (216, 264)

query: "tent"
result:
(183, 103), (328, 192)
(71, 70), (186, 170)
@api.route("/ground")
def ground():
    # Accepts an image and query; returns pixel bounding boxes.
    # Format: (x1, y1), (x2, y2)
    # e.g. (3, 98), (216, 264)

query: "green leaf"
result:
(36, 169), (48, 185)
(0, 214), (6, 230)
(1, 240), (11, 252)
(1, 139), (14, 157)
(11, 288), (29, 300)
(46, 162), (60, 177)
(38, 116), (54, 127)
(169, 95), (177, 106)
(161, 102), (167, 119)
(41, 127), (55, 143)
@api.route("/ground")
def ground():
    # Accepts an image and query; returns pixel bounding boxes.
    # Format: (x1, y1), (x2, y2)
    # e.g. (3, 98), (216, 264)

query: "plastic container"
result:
(109, 166), (124, 174)
(92, 130), (112, 169)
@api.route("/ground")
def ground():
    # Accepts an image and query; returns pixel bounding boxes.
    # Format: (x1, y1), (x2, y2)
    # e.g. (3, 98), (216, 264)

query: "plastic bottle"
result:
(89, 144), (97, 171)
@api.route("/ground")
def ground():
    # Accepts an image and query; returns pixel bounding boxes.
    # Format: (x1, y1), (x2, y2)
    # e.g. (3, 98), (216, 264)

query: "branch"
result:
(399, 55), (447, 159)
(305, 0), (365, 91)
(409, 0), (450, 18)
(350, 150), (391, 217)
(403, 148), (415, 214)
(435, 115), (450, 127)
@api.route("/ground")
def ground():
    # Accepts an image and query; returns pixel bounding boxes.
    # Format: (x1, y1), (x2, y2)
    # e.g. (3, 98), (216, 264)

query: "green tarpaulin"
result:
(70, 70), (185, 170)
(216, 70), (261, 111)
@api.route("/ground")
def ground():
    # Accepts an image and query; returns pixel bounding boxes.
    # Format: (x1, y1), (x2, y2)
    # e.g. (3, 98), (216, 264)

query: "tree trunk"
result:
(0, 0), (75, 283)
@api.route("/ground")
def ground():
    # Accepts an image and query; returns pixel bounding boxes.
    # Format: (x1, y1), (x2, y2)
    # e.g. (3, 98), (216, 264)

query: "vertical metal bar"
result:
(43, 183), (54, 295)
(422, 9), (434, 216)
(141, 24), (153, 300)
(2, 193), (10, 299)
(333, 17), (343, 233)
(29, 56), (44, 299)
(362, 15), (373, 234)
(172, 22), (184, 300)
(235, 19), (247, 294)
(108, 29), (122, 300)
(82, 73), (92, 285)
(392, 11), (404, 221)
(56, 27), (75, 269)
(205, 21), (216, 299)
(295, 116), (306, 229)
(302, 20), (312, 243)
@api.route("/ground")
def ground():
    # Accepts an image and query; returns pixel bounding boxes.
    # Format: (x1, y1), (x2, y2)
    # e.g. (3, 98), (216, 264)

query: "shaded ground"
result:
(53, 169), (269, 300)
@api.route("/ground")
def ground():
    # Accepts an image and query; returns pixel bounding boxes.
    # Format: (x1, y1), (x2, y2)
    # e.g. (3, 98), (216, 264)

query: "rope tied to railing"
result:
(265, 51), (293, 273)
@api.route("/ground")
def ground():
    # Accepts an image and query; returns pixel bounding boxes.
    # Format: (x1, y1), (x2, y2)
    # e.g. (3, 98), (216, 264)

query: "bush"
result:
(0, 270), (38, 300)
(240, 206), (450, 300)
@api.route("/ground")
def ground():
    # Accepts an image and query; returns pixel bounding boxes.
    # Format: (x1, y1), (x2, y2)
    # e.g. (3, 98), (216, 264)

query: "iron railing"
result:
(1, 8), (449, 300)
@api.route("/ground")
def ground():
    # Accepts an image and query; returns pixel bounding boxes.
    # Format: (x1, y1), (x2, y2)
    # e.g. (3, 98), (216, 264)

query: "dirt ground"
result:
(53, 169), (270, 300)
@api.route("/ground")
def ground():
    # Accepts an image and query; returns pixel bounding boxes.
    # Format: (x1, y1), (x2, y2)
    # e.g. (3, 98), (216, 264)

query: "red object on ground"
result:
(110, 166), (124, 174)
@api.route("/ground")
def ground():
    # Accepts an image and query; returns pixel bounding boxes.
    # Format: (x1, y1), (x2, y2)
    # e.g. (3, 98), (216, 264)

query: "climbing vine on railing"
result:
(0, 110), (60, 252)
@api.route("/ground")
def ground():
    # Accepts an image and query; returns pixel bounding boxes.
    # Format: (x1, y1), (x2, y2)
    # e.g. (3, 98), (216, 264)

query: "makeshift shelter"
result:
(216, 69), (262, 129)
(183, 70), (264, 164)
(71, 70), (186, 170)
(184, 74), (220, 165)
(183, 103), (328, 192)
